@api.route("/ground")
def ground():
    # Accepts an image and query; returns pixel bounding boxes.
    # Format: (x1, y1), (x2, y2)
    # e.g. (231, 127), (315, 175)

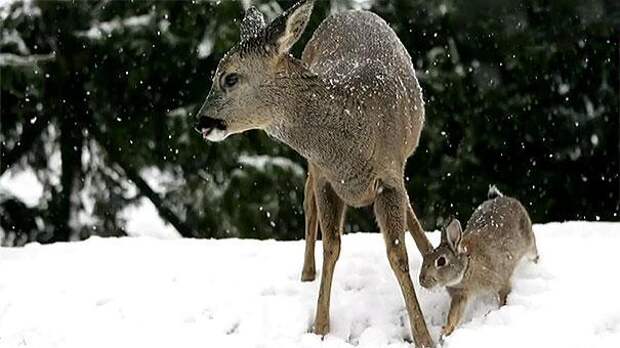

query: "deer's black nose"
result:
(193, 116), (226, 134)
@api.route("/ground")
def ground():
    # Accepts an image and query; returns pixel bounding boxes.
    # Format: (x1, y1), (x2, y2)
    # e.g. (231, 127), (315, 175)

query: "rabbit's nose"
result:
(420, 274), (429, 287)
(420, 274), (434, 288)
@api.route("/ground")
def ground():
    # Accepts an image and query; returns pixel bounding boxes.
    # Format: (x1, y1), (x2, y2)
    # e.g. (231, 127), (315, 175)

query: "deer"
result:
(194, 1), (434, 346)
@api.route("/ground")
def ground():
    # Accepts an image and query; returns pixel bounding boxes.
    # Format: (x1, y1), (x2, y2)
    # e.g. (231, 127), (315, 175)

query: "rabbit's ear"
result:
(440, 221), (449, 244)
(445, 219), (463, 253)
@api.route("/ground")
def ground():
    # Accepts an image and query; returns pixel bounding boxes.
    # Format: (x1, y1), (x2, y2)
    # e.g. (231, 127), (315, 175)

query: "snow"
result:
(1, 27), (29, 55)
(0, 163), (182, 242)
(197, 34), (214, 58)
(74, 14), (153, 40)
(118, 197), (180, 239)
(0, 0), (39, 22)
(0, 167), (43, 207)
(238, 154), (305, 177)
(140, 166), (184, 195)
(0, 221), (618, 348)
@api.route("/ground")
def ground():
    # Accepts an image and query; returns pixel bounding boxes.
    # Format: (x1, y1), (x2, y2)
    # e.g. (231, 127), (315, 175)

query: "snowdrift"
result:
(0, 221), (619, 347)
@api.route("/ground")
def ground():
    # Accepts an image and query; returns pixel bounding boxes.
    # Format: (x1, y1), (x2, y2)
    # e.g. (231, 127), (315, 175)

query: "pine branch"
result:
(0, 52), (56, 67)
(85, 124), (196, 238)
(1, 114), (50, 175)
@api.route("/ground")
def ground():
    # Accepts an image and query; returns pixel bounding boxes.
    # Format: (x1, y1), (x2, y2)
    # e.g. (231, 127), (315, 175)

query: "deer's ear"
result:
(265, 0), (314, 54)
(240, 6), (266, 41)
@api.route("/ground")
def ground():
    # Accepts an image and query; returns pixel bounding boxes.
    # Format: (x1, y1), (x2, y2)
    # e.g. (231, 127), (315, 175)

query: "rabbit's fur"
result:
(419, 186), (538, 336)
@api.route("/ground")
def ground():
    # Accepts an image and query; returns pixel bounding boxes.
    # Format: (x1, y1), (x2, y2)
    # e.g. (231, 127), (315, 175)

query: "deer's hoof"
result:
(301, 269), (316, 282)
(313, 321), (329, 337)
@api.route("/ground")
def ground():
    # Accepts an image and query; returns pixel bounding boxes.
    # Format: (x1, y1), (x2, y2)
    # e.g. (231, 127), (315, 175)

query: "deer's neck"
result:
(265, 76), (369, 173)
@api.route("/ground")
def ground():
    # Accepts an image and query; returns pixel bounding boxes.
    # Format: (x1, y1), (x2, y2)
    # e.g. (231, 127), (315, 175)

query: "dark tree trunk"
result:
(55, 109), (83, 242)
(86, 123), (196, 238)
(40, 3), (89, 242)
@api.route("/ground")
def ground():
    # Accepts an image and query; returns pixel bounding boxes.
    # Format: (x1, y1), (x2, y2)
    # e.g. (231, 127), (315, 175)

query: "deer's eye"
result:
(436, 256), (447, 268)
(220, 73), (239, 90)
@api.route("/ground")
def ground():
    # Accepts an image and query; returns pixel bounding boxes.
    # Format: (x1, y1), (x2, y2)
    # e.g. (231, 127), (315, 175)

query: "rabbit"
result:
(419, 185), (539, 337)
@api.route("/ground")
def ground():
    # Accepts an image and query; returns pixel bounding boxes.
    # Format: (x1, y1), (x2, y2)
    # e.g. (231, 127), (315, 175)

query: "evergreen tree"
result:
(1, 0), (618, 245)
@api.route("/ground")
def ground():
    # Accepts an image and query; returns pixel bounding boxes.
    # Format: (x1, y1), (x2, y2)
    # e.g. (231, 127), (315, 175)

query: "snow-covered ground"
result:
(0, 221), (618, 348)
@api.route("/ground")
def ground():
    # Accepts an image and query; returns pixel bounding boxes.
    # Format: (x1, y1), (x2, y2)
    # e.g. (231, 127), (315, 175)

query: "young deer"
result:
(194, 1), (434, 346)
(419, 186), (539, 338)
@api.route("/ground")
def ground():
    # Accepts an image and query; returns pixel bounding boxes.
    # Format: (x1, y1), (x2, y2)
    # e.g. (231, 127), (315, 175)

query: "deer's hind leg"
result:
(301, 166), (319, 282)
(405, 196), (433, 255)
(375, 182), (433, 347)
(313, 179), (345, 335)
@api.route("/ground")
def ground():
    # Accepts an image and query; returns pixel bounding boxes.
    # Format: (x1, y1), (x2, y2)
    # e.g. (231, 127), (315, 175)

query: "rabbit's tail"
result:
(529, 239), (540, 264)
(487, 184), (503, 199)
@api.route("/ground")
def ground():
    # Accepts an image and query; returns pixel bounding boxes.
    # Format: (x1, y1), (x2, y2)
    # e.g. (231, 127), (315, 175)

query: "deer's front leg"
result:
(375, 184), (434, 347)
(313, 179), (345, 336)
(301, 166), (319, 282)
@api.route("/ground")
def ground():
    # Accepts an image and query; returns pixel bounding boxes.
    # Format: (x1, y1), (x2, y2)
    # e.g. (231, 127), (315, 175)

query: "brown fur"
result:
(195, 1), (433, 346)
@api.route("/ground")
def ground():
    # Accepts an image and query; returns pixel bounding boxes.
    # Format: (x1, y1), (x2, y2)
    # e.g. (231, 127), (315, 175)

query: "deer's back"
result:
(302, 10), (424, 162)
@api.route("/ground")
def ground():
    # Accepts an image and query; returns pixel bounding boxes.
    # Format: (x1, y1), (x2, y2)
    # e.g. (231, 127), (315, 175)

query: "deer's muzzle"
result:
(194, 116), (227, 141)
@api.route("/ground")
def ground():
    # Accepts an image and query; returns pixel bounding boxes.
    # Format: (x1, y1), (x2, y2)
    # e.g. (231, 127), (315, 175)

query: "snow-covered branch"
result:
(74, 13), (154, 40)
(0, 52), (55, 66)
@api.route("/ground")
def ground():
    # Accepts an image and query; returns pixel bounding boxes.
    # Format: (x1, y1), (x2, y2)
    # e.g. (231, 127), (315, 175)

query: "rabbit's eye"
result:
(436, 256), (447, 267)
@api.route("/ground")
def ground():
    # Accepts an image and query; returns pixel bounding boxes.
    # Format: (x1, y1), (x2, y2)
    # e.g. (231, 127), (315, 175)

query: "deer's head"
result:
(194, 0), (315, 142)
